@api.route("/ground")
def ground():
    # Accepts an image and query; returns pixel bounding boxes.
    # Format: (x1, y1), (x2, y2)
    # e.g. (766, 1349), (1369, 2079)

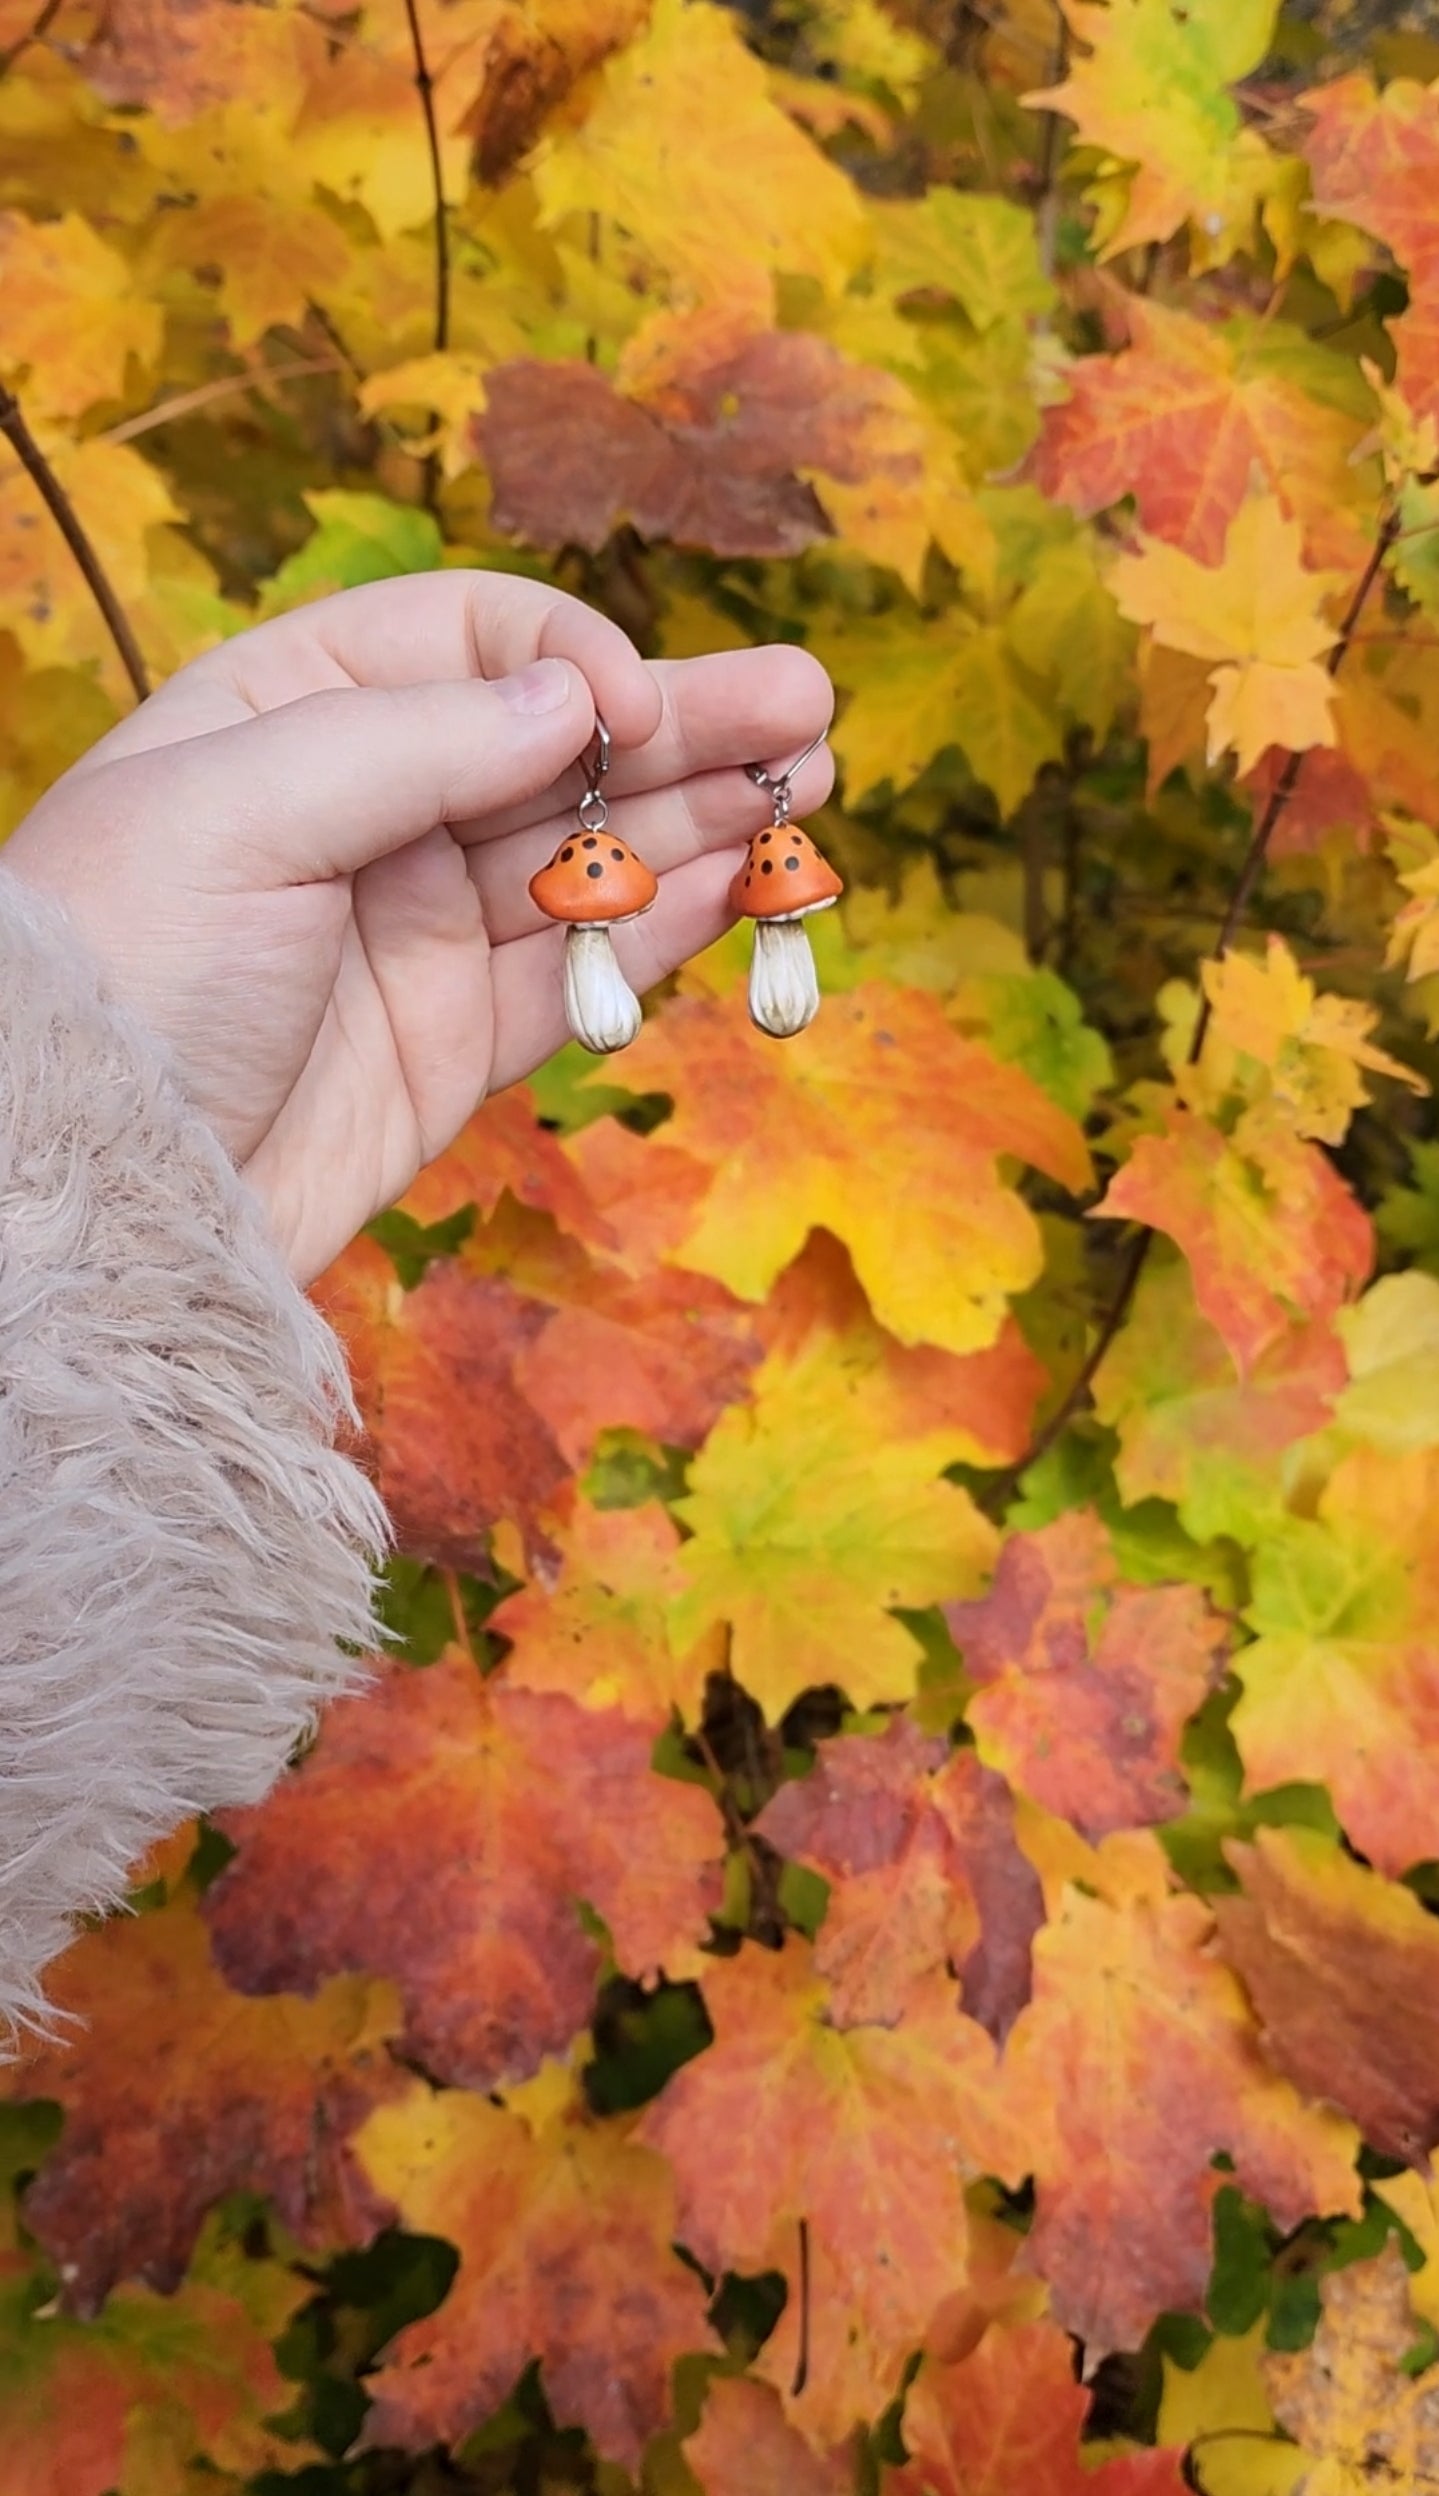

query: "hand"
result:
(3, 572), (833, 1284)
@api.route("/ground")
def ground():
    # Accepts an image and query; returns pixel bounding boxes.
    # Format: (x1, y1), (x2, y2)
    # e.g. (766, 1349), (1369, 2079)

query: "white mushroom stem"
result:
(564, 922), (643, 1054)
(748, 914), (820, 1039)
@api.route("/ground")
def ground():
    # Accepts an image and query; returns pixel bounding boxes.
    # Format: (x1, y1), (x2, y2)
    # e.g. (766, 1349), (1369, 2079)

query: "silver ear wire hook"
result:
(577, 713), (611, 833)
(744, 725), (829, 826)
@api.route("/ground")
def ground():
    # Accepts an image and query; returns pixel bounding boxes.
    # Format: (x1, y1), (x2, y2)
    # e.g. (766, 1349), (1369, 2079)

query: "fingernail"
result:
(492, 658), (573, 715)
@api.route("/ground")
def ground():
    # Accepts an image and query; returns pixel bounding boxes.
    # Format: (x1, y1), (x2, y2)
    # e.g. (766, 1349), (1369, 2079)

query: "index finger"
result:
(66, 571), (663, 773)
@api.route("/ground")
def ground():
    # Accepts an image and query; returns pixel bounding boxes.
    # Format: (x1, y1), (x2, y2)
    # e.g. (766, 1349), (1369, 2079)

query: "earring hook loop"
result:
(577, 712), (612, 834)
(743, 724), (830, 822)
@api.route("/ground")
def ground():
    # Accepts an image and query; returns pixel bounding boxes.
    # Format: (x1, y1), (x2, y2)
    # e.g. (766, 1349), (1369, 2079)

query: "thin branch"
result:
(1032, 2), (1070, 285)
(791, 2218), (811, 2398)
(0, 386), (150, 702)
(0, 0), (63, 80)
(1010, 499), (1402, 1482)
(97, 355), (344, 448)
(402, 0), (450, 354)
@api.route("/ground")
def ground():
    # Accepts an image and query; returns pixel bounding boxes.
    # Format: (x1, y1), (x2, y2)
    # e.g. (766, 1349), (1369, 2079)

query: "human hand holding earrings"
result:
(527, 719), (658, 1054)
(733, 731), (842, 1038)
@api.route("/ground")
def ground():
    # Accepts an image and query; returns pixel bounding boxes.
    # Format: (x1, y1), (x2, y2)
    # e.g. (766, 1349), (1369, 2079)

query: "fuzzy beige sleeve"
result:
(0, 870), (388, 2034)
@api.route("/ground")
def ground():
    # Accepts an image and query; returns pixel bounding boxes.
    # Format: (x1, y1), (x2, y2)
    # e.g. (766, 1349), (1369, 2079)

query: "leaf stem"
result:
(0, 386), (150, 703)
(1010, 497), (1402, 1482)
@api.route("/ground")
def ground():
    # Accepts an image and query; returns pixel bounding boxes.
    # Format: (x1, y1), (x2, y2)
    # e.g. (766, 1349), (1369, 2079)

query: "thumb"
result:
(162, 660), (596, 883)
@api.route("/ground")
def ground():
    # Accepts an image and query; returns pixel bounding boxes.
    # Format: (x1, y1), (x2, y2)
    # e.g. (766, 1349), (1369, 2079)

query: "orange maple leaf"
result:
(998, 1882), (1361, 2352)
(204, 1652), (725, 2089)
(619, 986), (1090, 1357)
(945, 1511), (1229, 1838)
(0, 1899), (399, 2314)
(755, 1717), (1042, 2037)
(1027, 295), (1373, 567)
(1096, 1101), (1374, 1376)
(640, 1940), (1012, 2441)
(886, 2315), (1188, 2495)
(355, 2076), (712, 2469)
(1217, 1826), (1439, 2167)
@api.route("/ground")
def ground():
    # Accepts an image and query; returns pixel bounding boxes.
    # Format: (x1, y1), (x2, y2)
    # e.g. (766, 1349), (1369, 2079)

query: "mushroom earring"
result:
(732, 737), (842, 1038)
(528, 718), (659, 1054)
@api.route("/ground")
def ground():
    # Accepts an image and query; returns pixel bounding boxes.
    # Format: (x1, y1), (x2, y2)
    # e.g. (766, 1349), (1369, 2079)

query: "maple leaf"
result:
(398, 1084), (617, 1248)
(1028, 0), (1281, 263)
(1216, 1828), (1439, 2166)
(618, 987), (1091, 1356)
(452, 0), (649, 185)
(824, 609), (1065, 814)
(640, 1941), (1013, 2441)
(0, 210), (161, 422)
(997, 1882), (1361, 2352)
(1094, 1255), (1346, 1543)
(490, 1498), (726, 1722)
(479, 333), (980, 584)
(1096, 1101), (1374, 1377)
(1335, 1271), (1439, 1455)
(1200, 933), (1425, 1143)
(667, 1254), (1022, 1718)
(156, 191), (350, 347)
(1028, 296), (1374, 567)
(1231, 1444), (1439, 1879)
(1264, 2242), (1439, 2494)
(456, 1196), (761, 1470)
(354, 2076), (712, 2468)
(755, 1718), (1044, 2036)
(312, 1235), (571, 1572)
(867, 189), (1054, 334)
(0, 1899), (398, 2313)
(886, 2316), (1188, 2496)
(945, 1511), (1229, 1838)
(203, 1652), (725, 2090)
(72, 0), (318, 122)
(530, 0), (868, 312)
(0, 2245), (309, 2496)
(1301, 74), (1439, 422)
(1109, 498), (1346, 775)
(684, 2374), (857, 2496)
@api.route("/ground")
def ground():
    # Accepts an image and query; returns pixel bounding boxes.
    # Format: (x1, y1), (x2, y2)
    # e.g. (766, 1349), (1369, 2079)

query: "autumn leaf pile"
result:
(17, 0), (1439, 2487)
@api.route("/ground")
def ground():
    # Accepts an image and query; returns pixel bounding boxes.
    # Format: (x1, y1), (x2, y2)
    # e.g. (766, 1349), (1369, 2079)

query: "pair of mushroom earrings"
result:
(528, 718), (842, 1053)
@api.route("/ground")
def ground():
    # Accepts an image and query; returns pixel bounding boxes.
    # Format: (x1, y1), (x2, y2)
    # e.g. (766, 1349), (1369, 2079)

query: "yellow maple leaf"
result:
(157, 193), (351, 349)
(531, 0), (869, 314)
(1110, 497), (1347, 776)
(1027, 0), (1286, 265)
(1201, 932), (1424, 1144)
(0, 209), (161, 422)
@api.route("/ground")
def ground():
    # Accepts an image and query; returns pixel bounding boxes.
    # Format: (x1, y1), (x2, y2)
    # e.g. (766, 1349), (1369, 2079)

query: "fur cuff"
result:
(0, 870), (387, 2035)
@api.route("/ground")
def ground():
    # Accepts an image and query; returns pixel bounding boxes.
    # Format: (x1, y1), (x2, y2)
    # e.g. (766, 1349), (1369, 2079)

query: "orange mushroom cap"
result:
(729, 823), (843, 919)
(529, 830), (659, 924)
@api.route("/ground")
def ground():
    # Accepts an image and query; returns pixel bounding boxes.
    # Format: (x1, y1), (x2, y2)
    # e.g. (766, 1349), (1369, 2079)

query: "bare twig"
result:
(1009, 498), (1403, 1482)
(97, 356), (344, 448)
(791, 2217), (811, 2398)
(402, 0), (450, 354)
(0, 386), (150, 702)
(0, 0), (63, 80)
(1032, 3), (1070, 285)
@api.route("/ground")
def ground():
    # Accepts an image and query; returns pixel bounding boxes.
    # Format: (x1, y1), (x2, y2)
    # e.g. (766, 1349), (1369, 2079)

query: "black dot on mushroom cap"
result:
(610, 847), (624, 861)
(586, 861), (604, 879)
(761, 859), (774, 874)
(561, 845), (574, 861)
(760, 830), (772, 843)
(582, 835), (598, 849)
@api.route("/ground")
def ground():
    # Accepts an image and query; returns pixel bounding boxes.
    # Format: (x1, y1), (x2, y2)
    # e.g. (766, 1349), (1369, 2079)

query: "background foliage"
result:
(8, 0), (1439, 2487)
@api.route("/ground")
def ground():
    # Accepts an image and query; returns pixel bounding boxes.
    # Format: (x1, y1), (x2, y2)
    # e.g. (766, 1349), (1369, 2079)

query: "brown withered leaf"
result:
(755, 1718), (1043, 2039)
(1217, 1827), (1439, 2165)
(477, 332), (939, 559)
